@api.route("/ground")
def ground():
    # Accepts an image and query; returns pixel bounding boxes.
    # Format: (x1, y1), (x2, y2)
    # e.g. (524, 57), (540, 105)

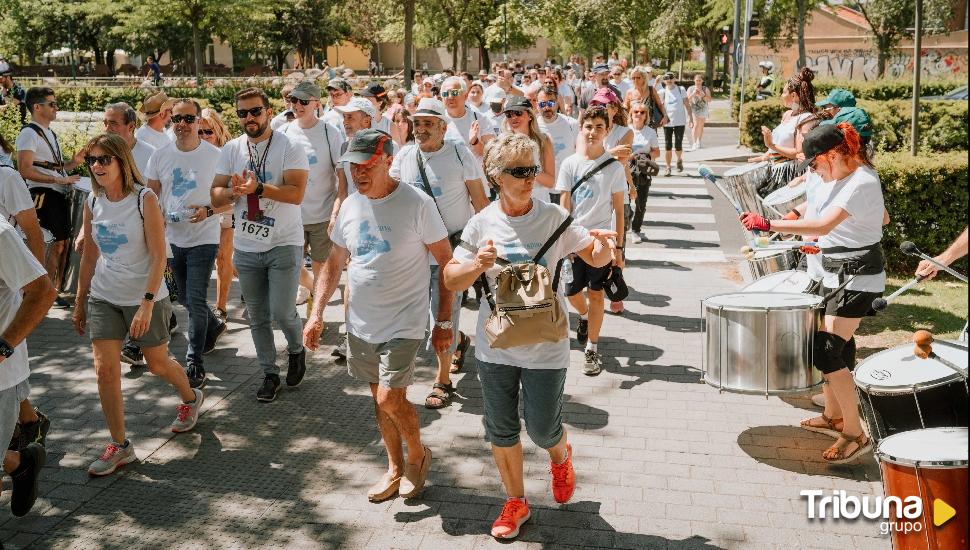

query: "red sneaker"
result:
(550, 444), (576, 503)
(490, 497), (531, 539)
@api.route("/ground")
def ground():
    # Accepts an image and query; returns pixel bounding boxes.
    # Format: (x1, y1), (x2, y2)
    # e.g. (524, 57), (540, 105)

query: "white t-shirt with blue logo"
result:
(555, 151), (626, 231)
(330, 183), (447, 344)
(145, 140), (222, 248)
(389, 142), (479, 235)
(280, 120), (344, 225)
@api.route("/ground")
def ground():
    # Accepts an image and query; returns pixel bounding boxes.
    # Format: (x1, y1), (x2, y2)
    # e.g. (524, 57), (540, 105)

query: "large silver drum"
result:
(762, 183), (806, 217)
(723, 162), (770, 217)
(702, 292), (823, 395)
(746, 248), (798, 279)
(742, 270), (814, 294)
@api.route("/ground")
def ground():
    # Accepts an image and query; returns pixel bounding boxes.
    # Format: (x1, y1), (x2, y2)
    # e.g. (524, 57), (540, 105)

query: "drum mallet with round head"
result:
(912, 330), (968, 378)
(900, 241), (968, 283)
(870, 275), (926, 312)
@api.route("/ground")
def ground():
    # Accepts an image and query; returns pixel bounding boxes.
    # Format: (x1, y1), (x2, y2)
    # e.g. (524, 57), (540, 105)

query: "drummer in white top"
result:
(747, 67), (818, 165)
(741, 123), (886, 464)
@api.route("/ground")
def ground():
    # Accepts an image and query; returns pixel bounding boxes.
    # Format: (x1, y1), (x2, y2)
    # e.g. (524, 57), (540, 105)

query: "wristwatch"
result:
(255, 181), (265, 197)
(0, 338), (13, 358)
(143, 292), (155, 301)
(434, 320), (453, 330)
(205, 206), (214, 218)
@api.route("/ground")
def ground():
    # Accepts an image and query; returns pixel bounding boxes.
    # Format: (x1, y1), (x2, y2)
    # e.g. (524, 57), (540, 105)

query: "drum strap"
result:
(822, 242), (885, 284)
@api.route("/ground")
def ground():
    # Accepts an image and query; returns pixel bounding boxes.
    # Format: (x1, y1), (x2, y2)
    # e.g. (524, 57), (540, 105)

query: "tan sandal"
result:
(823, 432), (872, 464)
(800, 413), (844, 438)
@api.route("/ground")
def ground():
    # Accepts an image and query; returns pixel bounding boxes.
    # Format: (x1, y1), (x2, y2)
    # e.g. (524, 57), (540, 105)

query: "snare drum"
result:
(747, 248), (799, 279)
(742, 270), (814, 294)
(876, 428), (968, 550)
(762, 183), (806, 217)
(724, 162), (770, 216)
(854, 343), (968, 443)
(702, 292), (823, 395)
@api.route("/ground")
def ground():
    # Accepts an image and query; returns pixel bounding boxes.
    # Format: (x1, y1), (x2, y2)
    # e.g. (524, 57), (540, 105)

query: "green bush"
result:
(877, 151), (968, 273)
(49, 86), (286, 115)
(740, 99), (969, 154)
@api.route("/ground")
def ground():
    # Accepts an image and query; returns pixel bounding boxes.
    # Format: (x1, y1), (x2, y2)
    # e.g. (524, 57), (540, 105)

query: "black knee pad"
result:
(813, 332), (848, 374)
(841, 337), (857, 372)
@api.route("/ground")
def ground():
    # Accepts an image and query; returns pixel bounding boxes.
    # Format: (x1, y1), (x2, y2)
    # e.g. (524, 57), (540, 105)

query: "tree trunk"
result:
(796, 0), (807, 68)
(703, 33), (716, 82)
(876, 34), (891, 77)
(404, 0), (415, 88)
(451, 38), (458, 71)
(631, 32), (637, 66)
(459, 40), (468, 72)
(192, 23), (204, 84)
(478, 34), (490, 72)
(106, 48), (116, 75)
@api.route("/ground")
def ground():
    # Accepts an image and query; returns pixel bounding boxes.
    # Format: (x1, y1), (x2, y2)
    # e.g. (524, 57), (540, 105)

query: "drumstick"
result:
(913, 330), (968, 378)
(698, 165), (744, 215)
(752, 237), (815, 248)
(871, 275), (926, 312)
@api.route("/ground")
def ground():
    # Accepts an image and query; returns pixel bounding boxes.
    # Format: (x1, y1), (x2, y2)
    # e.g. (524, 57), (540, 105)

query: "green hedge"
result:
(877, 151), (969, 273)
(740, 99), (968, 154)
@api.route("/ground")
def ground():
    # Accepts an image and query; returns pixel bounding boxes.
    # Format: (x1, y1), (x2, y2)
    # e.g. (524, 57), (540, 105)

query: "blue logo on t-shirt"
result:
(553, 141), (567, 157)
(573, 175), (595, 203)
(500, 243), (548, 267)
(94, 223), (129, 254)
(307, 152), (318, 165)
(355, 220), (391, 261)
(171, 168), (197, 198)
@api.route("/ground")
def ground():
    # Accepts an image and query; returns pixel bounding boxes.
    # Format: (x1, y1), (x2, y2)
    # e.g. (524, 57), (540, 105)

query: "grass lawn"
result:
(856, 276), (967, 360)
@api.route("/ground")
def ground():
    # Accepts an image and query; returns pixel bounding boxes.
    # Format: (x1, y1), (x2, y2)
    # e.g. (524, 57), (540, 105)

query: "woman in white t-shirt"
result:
(199, 108), (235, 321)
(442, 133), (616, 540)
(627, 101), (660, 241)
(658, 73), (692, 176)
(501, 96), (556, 202)
(72, 134), (203, 477)
(741, 123), (885, 465)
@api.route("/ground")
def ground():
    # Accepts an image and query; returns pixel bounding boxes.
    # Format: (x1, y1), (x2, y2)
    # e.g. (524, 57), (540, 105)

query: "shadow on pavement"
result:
(737, 425), (880, 482)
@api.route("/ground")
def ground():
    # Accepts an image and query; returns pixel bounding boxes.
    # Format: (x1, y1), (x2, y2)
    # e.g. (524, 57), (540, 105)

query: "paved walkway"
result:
(0, 166), (889, 549)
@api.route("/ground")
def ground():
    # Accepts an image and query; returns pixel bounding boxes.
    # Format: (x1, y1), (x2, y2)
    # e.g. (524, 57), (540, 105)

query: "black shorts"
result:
(816, 285), (882, 318)
(30, 187), (73, 241)
(565, 256), (612, 296)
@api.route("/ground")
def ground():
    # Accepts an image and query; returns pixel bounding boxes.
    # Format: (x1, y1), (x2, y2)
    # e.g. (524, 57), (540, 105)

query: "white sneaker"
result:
(171, 388), (204, 433)
(583, 349), (602, 376)
(88, 441), (137, 476)
(296, 285), (311, 306)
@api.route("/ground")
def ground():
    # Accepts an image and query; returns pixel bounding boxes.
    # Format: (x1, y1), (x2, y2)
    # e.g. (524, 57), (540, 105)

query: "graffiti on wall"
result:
(748, 49), (967, 80)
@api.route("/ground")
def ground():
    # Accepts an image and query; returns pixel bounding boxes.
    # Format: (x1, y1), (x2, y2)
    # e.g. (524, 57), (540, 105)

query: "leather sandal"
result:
(424, 382), (453, 409)
(450, 332), (471, 374)
(823, 432), (872, 464)
(800, 413), (844, 438)
(400, 446), (432, 499)
(367, 471), (402, 502)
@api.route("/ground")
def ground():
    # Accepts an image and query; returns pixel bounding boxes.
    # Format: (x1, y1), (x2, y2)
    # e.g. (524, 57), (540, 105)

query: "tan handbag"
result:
(464, 216), (573, 349)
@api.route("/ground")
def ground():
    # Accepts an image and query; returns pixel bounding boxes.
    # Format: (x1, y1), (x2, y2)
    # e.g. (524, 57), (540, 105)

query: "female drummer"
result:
(740, 122), (885, 464)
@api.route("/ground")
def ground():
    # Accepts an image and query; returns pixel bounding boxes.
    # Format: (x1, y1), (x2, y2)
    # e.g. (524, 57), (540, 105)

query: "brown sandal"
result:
(823, 432), (872, 464)
(450, 332), (471, 374)
(800, 413), (844, 438)
(424, 382), (454, 409)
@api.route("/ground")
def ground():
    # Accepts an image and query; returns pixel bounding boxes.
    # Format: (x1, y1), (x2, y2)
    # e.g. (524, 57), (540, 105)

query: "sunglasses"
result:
(170, 114), (198, 124)
(236, 106), (265, 119)
(85, 154), (115, 167)
(198, 129), (215, 136)
(538, 100), (557, 109)
(440, 89), (462, 98)
(287, 96), (314, 105)
(504, 110), (527, 118)
(632, 110), (647, 115)
(38, 101), (58, 109)
(502, 165), (541, 179)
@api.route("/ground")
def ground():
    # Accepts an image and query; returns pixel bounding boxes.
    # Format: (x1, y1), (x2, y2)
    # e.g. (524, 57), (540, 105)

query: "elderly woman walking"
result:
(443, 133), (616, 540)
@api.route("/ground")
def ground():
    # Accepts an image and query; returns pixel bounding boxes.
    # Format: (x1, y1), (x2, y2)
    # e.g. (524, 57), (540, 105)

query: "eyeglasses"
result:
(440, 89), (462, 98)
(236, 106), (265, 119)
(588, 101), (607, 108)
(632, 110), (647, 115)
(85, 154), (115, 167)
(502, 165), (541, 179)
(171, 114), (198, 124)
(504, 110), (527, 118)
(538, 100), (557, 109)
(287, 97), (314, 105)
(198, 129), (215, 136)
(38, 101), (58, 109)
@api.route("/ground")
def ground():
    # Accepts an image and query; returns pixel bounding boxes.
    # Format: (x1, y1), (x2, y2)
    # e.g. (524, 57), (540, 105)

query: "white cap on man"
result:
(335, 97), (377, 118)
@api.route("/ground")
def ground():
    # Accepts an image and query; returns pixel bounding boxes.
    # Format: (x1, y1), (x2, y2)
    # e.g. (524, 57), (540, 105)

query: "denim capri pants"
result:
(477, 360), (567, 449)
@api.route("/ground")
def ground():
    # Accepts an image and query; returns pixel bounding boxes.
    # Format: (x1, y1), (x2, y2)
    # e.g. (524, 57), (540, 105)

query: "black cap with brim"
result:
(796, 124), (846, 172)
(504, 95), (532, 112)
(338, 129), (394, 164)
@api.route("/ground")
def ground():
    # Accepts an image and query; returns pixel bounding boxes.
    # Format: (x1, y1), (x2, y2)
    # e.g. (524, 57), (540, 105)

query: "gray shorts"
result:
(0, 380), (30, 452)
(87, 297), (173, 348)
(347, 334), (422, 388)
(304, 221), (333, 263)
(428, 265), (462, 354)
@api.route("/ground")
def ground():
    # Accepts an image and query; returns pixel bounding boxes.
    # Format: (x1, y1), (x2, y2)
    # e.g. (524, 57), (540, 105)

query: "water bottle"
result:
(561, 257), (573, 285)
(167, 208), (196, 223)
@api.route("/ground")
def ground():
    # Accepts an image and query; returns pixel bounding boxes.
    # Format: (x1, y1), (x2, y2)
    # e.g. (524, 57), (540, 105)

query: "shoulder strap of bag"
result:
(28, 123), (64, 172)
(415, 150), (436, 200)
(570, 157), (618, 195)
(532, 215), (573, 264)
(88, 187), (147, 221)
(323, 123), (335, 171)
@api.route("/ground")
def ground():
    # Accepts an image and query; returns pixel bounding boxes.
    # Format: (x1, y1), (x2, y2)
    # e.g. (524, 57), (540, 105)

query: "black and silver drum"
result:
(723, 163), (770, 217)
(761, 183), (806, 218)
(854, 342), (969, 443)
(746, 248), (799, 279)
(702, 292), (823, 396)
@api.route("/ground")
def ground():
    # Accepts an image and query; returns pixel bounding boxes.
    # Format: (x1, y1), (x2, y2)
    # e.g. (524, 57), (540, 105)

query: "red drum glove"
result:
(739, 212), (771, 232)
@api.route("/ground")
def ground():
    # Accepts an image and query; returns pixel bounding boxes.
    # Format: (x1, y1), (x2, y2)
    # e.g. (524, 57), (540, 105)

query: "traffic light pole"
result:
(736, 0), (753, 146)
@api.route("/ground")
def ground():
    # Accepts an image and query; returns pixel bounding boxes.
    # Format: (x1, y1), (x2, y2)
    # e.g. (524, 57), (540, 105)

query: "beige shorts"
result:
(87, 297), (173, 348)
(347, 334), (422, 388)
(304, 221), (333, 263)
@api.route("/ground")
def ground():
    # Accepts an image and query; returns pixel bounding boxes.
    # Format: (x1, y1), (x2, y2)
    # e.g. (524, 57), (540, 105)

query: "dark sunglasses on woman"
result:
(85, 155), (116, 167)
(502, 165), (541, 179)
(198, 129), (215, 136)
(504, 110), (527, 118)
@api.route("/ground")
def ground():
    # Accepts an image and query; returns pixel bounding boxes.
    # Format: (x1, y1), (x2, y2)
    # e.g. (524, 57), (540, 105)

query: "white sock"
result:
(586, 342), (597, 353)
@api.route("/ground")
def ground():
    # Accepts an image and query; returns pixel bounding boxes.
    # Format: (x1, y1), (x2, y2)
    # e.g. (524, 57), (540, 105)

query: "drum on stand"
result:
(876, 428), (968, 550)
(762, 183), (807, 217)
(854, 343), (968, 443)
(746, 248), (799, 279)
(702, 292), (823, 395)
(742, 270), (814, 294)
(723, 162), (771, 217)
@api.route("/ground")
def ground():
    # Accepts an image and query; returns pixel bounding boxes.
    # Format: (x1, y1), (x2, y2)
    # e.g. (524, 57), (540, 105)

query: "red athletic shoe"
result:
(491, 497), (531, 539)
(550, 444), (576, 503)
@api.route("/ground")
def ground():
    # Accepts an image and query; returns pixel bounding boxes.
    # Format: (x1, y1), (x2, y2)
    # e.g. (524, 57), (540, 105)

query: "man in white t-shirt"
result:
(483, 87), (507, 131)
(303, 129), (451, 502)
(536, 85), (578, 204)
(322, 78), (352, 132)
(0, 217), (55, 517)
(388, 98), (488, 410)
(439, 77), (495, 158)
(555, 108), (625, 376)
(16, 86), (83, 308)
(270, 83), (297, 130)
(0, 165), (44, 262)
(135, 92), (174, 150)
(211, 88), (310, 403)
(279, 82), (344, 306)
(104, 102), (156, 175)
(147, 99), (229, 390)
